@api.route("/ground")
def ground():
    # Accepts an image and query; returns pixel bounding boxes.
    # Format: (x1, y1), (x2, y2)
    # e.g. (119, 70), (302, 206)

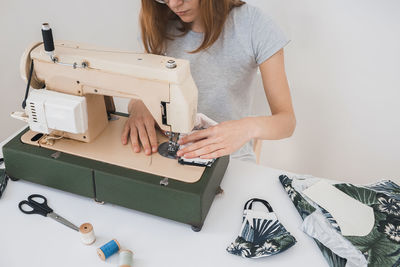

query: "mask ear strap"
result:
(244, 198), (273, 213)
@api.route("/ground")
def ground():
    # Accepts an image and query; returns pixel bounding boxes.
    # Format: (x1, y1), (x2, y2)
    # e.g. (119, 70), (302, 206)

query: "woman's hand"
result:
(176, 119), (254, 159)
(121, 99), (158, 155)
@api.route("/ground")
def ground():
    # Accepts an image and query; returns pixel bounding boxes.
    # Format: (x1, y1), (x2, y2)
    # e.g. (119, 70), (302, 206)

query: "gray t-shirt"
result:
(165, 4), (288, 162)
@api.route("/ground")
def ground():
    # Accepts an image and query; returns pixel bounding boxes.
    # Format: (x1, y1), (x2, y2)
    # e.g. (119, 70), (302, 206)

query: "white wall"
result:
(248, 0), (400, 183)
(0, 0), (141, 135)
(1, 0), (399, 183)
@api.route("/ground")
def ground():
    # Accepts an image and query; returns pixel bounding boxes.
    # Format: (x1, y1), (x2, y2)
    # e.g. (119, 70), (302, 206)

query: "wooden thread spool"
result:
(119, 249), (133, 267)
(79, 223), (96, 245)
(97, 239), (121, 261)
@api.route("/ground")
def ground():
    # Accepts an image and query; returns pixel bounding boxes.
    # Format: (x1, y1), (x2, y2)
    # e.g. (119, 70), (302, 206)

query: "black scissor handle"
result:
(28, 194), (48, 206)
(18, 194), (53, 216)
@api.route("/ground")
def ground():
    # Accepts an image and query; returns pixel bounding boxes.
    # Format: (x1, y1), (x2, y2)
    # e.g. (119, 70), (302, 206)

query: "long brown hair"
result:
(140, 0), (245, 55)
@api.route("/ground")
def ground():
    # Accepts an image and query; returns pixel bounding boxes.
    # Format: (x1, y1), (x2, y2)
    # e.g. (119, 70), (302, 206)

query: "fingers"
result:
(124, 101), (159, 155)
(178, 128), (211, 145)
(177, 138), (212, 157)
(199, 148), (227, 159)
(182, 144), (223, 159)
(178, 140), (224, 159)
(145, 121), (158, 153)
(122, 118), (157, 155)
(121, 121), (130, 145)
(129, 126), (140, 153)
(137, 124), (152, 155)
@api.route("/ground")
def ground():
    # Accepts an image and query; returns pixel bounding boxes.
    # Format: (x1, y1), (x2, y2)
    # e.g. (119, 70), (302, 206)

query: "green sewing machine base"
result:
(2, 128), (229, 231)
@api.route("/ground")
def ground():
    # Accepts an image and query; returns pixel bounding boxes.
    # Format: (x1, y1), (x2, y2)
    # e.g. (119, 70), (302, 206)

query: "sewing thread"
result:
(119, 249), (133, 267)
(79, 223), (96, 245)
(97, 239), (121, 261)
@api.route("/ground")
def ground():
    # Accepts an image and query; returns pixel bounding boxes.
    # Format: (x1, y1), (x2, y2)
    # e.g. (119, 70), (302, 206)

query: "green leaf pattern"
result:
(227, 195), (297, 259)
(279, 175), (400, 267)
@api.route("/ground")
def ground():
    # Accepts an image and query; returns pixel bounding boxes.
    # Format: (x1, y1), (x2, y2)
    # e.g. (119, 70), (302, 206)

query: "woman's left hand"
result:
(176, 119), (253, 159)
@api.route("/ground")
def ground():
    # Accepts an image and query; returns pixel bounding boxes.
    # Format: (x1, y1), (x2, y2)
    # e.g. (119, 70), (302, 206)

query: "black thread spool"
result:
(41, 23), (55, 56)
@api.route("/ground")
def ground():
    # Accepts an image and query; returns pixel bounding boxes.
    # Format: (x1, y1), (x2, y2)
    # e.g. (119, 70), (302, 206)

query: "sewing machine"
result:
(2, 24), (229, 231)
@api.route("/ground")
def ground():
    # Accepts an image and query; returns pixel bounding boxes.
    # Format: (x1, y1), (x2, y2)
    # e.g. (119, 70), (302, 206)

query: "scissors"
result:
(18, 194), (79, 232)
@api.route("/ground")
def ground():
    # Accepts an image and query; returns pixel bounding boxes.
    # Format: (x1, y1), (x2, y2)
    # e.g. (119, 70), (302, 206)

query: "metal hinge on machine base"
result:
(160, 177), (169, 186)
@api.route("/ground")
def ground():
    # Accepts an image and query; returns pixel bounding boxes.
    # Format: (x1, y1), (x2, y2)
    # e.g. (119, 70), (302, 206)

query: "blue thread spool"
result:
(97, 239), (121, 261)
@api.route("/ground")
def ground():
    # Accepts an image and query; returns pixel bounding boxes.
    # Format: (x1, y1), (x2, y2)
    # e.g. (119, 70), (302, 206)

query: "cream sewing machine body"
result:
(3, 25), (229, 231)
(19, 40), (197, 141)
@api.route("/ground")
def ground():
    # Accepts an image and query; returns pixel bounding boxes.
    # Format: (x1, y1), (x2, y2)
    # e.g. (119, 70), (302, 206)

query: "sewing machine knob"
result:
(166, 60), (177, 69)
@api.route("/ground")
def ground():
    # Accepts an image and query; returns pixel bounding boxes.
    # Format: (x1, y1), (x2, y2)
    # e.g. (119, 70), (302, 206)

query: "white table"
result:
(0, 132), (327, 267)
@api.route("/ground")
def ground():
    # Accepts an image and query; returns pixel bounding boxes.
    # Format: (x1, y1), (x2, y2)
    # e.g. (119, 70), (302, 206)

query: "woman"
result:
(121, 0), (295, 163)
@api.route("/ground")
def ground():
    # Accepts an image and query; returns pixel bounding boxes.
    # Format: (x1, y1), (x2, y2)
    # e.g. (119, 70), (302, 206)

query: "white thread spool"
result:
(118, 249), (133, 267)
(79, 223), (96, 245)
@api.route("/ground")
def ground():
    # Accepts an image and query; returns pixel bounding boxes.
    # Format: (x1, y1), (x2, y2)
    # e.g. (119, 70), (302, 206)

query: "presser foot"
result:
(158, 132), (180, 159)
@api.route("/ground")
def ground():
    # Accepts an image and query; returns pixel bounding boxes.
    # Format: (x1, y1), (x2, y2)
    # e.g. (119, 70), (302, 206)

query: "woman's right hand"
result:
(121, 99), (158, 155)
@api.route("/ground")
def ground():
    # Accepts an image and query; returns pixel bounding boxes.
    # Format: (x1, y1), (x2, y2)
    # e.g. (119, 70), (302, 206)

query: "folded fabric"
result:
(178, 113), (218, 167)
(0, 159), (8, 199)
(279, 175), (400, 267)
(193, 113), (218, 130)
(227, 198), (296, 258)
(177, 156), (215, 167)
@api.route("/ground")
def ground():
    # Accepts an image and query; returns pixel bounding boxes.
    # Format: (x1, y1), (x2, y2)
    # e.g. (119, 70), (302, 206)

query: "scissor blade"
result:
(47, 212), (79, 232)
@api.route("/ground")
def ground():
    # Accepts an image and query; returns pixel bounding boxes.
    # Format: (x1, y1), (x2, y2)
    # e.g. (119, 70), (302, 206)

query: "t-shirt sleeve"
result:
(250, 7), (289, 65)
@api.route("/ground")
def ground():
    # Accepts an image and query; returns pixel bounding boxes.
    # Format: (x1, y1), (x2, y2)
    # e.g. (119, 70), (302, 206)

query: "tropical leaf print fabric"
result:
(0, 167), (8, 199)
(280, 175), (400, 267)
(227, 198), (296, 258)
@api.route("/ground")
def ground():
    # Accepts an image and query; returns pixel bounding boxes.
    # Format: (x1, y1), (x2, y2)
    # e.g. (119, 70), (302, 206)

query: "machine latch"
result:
(160, 177), (169, 186)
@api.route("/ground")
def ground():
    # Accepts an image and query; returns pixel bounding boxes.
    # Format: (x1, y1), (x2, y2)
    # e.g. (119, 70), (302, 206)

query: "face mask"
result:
(0, 163), (8, 199)
(227, 198), (296, 258)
